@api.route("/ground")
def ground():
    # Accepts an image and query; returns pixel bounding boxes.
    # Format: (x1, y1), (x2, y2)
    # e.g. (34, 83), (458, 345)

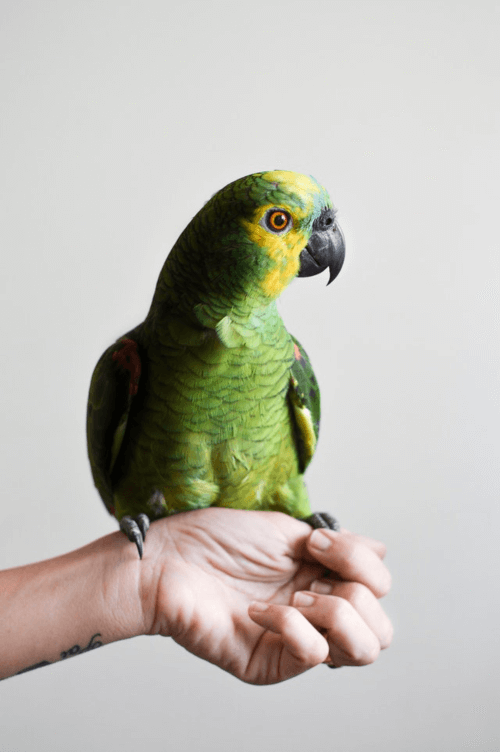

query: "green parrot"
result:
(87, 170), (345, 557)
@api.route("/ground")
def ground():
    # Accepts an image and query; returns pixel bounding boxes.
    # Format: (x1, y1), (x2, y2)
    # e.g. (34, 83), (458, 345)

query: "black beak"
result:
(298, 207), (345, 285)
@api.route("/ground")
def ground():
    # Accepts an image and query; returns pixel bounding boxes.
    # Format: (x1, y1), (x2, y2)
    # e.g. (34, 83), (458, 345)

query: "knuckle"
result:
(350, 640), (380, 666)
(363, 641), (381, 665)
(299, 642), (329, 667)
(340, 538), (362, 568)
(342, 581), (370, 608)
(380, 620), (394, 650)
(280, 607), (298, 631)
(378, 541), (387, 559)
(376, 570), (392, 598)
(330, 594), (352, 621)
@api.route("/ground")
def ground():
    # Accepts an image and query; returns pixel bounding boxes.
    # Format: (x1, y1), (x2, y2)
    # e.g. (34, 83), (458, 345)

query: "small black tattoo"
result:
(60, 633), (103, 660)
(15, 660), (52, 674)
(15, 633), (103, 677)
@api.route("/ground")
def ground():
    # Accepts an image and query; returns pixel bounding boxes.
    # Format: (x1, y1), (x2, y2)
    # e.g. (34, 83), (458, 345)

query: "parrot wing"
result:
(288, 335), (321, 474)
(86, 334), (142, 516)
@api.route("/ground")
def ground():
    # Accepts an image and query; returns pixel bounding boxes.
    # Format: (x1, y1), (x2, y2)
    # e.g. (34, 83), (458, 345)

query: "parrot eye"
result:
(262, 209), (292, 234)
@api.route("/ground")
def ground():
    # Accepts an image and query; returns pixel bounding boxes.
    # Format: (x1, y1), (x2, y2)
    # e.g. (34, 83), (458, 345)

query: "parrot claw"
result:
(135, 513), (150, 539)
(302, 512), (340, 531)
(119, 514), (151, 559)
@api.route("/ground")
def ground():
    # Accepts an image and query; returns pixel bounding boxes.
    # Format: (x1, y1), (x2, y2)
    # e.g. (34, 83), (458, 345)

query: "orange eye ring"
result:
(266, 210), (291, 233)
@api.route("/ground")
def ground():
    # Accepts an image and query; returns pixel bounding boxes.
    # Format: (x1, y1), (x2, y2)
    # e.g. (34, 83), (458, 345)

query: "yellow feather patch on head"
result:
(262, 171), (325, 216)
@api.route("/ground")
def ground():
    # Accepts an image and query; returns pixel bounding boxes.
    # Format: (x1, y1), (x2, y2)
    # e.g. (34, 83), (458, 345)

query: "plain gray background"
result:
(1, 1), (498, 750)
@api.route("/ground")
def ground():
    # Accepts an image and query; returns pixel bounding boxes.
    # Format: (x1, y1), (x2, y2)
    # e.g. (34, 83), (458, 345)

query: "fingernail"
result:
(249, 601), (269, 613)
(310, 580), (333, 595)
(309, 529), (331, 551)
(294, 592), (315, 607)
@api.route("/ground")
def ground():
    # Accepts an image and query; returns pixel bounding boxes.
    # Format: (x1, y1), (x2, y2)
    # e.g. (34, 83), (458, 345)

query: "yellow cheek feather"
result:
(260, 235), (304, 298)
(241, 205), (309, 299)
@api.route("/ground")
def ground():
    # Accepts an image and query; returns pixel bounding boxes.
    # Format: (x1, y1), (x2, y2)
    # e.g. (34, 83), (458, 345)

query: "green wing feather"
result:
(86, 332), (142, 516)
(288, 335), (321, 474)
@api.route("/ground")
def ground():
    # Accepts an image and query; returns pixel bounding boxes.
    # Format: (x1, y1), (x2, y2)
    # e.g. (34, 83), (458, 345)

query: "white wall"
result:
(1, 1), (498, 750)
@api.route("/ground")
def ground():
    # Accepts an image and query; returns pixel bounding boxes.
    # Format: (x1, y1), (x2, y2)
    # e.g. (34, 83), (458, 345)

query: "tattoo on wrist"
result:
(59, 632), (103, 660)
(15, 633), (103, 676)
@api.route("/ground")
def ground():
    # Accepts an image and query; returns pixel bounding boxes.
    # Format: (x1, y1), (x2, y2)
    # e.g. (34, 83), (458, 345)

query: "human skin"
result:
(0, 508), (392, 683)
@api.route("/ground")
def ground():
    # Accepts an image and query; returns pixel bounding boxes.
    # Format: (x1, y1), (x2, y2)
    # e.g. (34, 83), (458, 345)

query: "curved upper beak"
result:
(297, 208), (345, 285)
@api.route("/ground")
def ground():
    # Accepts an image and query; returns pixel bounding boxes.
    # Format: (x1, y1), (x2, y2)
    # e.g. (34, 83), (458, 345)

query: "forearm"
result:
(0, 531), (149, 680)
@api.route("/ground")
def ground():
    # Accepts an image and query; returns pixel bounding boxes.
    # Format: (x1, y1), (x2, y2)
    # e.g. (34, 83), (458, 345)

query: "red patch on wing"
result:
(294, 343), (303, 361)
(112, 338), (141, 396)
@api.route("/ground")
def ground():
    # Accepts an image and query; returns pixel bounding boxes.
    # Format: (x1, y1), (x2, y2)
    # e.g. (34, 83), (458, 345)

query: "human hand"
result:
(139, 508), (392, 684)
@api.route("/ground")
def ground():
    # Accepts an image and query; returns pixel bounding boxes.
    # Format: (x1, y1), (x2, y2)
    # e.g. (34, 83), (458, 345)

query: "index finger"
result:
(339, 529), (387, 560)
(306, 529), (392, 599)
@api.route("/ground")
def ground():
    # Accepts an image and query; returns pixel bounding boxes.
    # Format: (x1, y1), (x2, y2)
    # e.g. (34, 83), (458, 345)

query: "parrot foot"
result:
(302, 512), (340, 531)
(119, 514), (150, 559)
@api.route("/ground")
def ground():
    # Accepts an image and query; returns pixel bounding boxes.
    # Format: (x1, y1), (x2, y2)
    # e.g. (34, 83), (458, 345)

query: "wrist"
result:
(93, 531), (153, 641)
(133, 518), (178, 639)
(0, 530), (153, 679)
(88, 522), (177, 642)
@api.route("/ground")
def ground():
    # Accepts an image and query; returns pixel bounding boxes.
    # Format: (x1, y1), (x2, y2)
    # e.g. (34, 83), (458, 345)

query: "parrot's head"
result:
(163, 170), (345, 312)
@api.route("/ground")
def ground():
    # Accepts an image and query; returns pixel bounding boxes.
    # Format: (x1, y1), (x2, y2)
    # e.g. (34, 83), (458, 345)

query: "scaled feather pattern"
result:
(87, 171), (345, 525)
